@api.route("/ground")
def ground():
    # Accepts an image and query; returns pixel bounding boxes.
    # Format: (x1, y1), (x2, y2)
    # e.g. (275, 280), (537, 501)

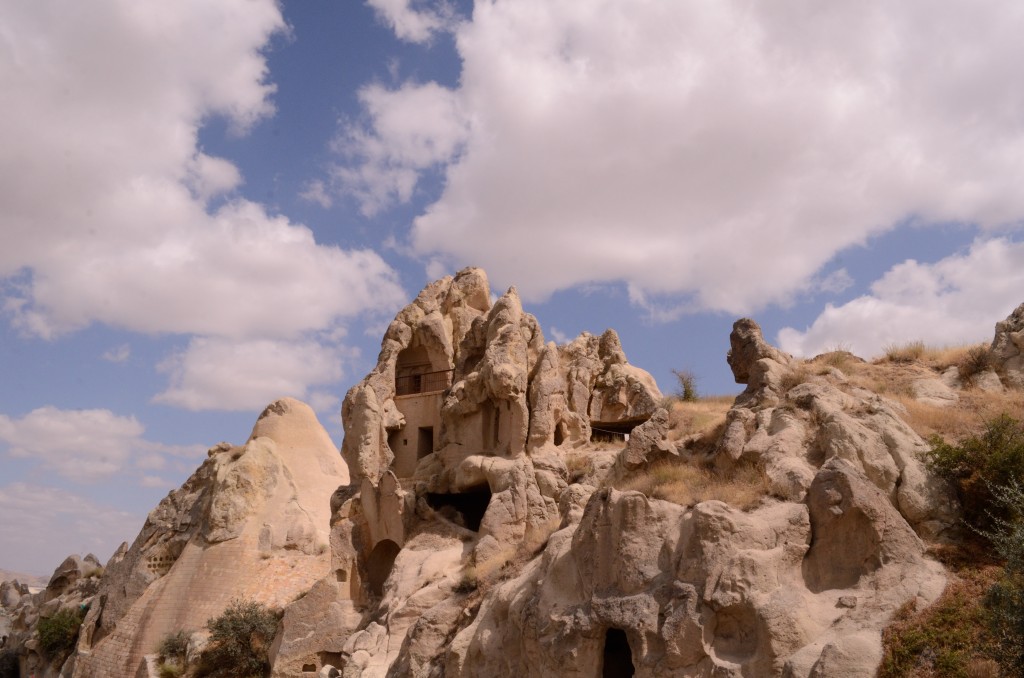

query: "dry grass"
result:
(616, 459), (767, 510)
(564, 452), (594, 483)
(894, 389), (1024, 442)
(779, 362), (814, 392)
(666, 396), (733, 442)
(883, 340), (928, 364)
(879, 543), (1004, 678)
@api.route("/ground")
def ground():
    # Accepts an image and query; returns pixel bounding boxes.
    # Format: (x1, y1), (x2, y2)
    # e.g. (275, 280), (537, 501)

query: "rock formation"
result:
(272, 268), (664, 676)
(274, 273), (958, 677)
(9, 270), (1015, 677)
(52, 397), (347, 678)
(992, 301), (1024, 389)
(1, 555), (103, 677)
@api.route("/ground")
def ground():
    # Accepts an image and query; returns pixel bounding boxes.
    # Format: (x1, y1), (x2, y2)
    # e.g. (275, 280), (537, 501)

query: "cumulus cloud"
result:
(0, 483), (141, 574)
(778, 238), (1024, 358)
(334, 82), (469, 216)
(341, 0), (1024, 312)
(0, 0), (406, 407)
(0, 406), (204, 481)
(366, 0), (456, 44)
(154, 336), (351, 411)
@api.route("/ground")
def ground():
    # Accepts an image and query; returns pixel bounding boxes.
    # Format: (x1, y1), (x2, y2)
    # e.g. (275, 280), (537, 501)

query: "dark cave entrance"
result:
(590, 419), (646, 444)
(367, 539), (401, 597)
(602, 628), (635, 678)
(426, 485), (492, 532)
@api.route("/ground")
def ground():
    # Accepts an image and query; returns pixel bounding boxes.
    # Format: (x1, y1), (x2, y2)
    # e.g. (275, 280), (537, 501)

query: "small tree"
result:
(672, 369), (699, 402)
(196, 599), (279, 678)
(37, 607), (84, 662)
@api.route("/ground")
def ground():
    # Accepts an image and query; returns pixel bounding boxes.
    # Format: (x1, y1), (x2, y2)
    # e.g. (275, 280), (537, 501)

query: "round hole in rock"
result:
(426, 485), (492, 532)
(602, 627), (634, 677)
(367, 539), (401, 597)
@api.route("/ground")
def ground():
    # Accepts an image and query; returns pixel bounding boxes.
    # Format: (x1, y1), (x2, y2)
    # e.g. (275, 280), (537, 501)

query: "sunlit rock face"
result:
(69, 398), (347, 678)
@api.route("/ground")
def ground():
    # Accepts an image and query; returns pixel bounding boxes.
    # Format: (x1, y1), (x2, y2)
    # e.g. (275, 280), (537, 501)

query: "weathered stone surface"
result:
(727, 318), (793, 404)
(69, 398), (346, 678)
(992, 301), (1024, 389)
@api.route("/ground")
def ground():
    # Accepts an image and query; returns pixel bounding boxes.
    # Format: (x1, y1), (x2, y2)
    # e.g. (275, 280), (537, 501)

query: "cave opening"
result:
(426, 485), (492, 532)
(366, 539), (401, 597)
(602, 627), (635, 678)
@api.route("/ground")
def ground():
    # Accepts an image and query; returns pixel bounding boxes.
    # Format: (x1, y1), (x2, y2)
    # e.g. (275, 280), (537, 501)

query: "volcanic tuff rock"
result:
(65, 397), (347, 678)
(992, 301), (1024, 388)
(274, 273), (963, 677)
(1, 554), (103, 677)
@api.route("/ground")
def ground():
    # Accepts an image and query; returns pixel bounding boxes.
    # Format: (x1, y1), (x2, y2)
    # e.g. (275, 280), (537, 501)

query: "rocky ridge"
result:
(2, 271), (1022, 678)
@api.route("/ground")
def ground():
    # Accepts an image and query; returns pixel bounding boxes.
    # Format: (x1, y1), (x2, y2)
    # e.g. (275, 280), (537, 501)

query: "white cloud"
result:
(366, 0), (455, 44)
(778, 238), (1024, 358)
(102, 344), (132, 363)
(0, 406), (202, 481)
(0, 483), (141, 575)
(334, 82), (469, 216)
(154, 336), (351, 411)
(339, 0), (1024, 312)
(0, 0), (407, 410)
(299, 179), (334, 209)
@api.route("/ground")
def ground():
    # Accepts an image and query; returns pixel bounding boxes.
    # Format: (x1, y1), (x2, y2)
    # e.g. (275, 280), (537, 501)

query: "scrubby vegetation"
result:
(194, 600), (280, 678)
(671, 368), (699, 402)
(37, 607), (84, 661)
(617, 459), (767, 510)
(926, 414), (1024, 532)
(883, 415), (1024, 676)
(157, 629), (191, 677)
(884, 340), (927, 364)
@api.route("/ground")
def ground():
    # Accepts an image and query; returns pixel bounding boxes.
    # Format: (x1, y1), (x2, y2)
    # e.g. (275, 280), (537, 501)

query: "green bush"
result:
(159, 629), (191, 663)
(195, 599), (279, 678)
(926, 413), (1024, 531)
(981, 481), (1024, 676)
(37, 607), (84, 661)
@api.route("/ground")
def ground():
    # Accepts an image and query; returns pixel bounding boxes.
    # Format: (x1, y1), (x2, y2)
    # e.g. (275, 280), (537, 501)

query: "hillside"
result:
(1, 268), (1022, 678)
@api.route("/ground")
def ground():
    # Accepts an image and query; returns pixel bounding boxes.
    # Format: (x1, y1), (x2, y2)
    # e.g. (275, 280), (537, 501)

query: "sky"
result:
(2, 0), (1023, 575)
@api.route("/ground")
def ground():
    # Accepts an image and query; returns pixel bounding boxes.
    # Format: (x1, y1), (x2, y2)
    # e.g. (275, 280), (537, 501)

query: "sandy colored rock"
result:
(70, 398), (346, 678)
(992, 301), (1024, 389)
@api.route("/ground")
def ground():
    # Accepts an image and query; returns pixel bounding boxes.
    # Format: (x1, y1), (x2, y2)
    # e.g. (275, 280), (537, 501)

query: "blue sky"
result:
(2, 0), (1023, 575)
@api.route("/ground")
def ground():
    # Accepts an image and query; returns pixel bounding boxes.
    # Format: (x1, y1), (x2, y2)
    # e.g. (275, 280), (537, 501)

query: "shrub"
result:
(981, 481), (1024, 675)
(926, 414), (1024, 531)
(960, 344), (994, 384)
(671, 369), (699, 402)
(195, 599), (280, 678)
(37, 607), (84, 661)
(884, 340), (926, 364)
(158, 629), (191, 664)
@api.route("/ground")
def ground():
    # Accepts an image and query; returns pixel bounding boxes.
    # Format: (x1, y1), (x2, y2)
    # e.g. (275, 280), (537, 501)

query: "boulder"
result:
(992, 301), (1024, 389)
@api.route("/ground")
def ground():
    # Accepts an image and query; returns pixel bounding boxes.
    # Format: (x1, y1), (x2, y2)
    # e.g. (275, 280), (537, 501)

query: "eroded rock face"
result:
(992, 301), (1024, 388)
(284, 277), (957, 677)
(1, 554), (102, 677)
(283, 268), (663, 676)
(449, 465), (943, 677)
(69, 398), (347, 678)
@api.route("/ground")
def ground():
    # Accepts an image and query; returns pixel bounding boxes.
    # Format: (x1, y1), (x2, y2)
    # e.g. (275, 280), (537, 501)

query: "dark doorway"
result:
(602, 628), (635, 677)
(426, 486), (492, 531)
(367, 539), (401, 597)
(417, 426), (434, 458)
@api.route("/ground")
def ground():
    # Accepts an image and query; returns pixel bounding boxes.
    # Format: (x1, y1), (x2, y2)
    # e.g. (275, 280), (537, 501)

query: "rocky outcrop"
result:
(276, 268), (663, 676)
(718, 319), (958, 541)
(992, 301), (1024, 389)
(1, 554), (103, 677)
(68, 398), (347, 678)
(727, 318), (793, 405)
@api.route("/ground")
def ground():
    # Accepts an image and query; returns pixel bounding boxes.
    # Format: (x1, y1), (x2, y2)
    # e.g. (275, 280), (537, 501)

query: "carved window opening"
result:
(426, 485), (492, 532)
(554, 421), (566, 447)
(602, 628), (635, 677)
(367, 539), (401, 597)
(302, 664), (317, 673)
